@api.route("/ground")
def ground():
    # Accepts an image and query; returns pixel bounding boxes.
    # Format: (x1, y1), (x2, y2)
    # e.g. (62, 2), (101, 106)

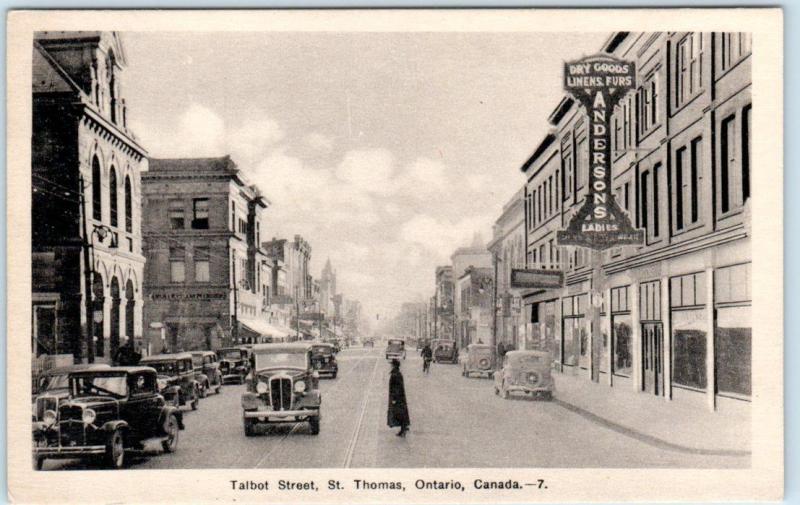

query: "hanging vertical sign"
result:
(556, 54), (644, 250)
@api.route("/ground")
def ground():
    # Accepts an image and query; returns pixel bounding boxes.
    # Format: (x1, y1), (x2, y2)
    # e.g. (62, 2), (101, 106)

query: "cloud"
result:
(335, 149), (395, 195)
(305, 132), (334, 151)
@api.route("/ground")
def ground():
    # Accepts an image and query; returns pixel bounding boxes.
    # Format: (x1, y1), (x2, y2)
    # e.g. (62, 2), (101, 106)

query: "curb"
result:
(552, 398), (751, 457)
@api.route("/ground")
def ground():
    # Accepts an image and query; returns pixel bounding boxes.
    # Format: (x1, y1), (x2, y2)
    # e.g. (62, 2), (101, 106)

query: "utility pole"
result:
(434, 290), (438, 340)
(492, 252), (499, 358)
(590, 249), (604, 383)
(80, 175), (94, 364)
(231, 250), (239, 344)
(295, 285), (300, 341)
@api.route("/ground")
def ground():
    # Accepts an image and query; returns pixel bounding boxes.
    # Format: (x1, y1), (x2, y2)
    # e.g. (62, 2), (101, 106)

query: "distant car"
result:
(190, 351), (223, 395)
(140, 353), (202, 410)
(494, 350), (555, 400)
(32, 367), (183, 469)
(310, 343), (338, 379)
(433, 339), (458, 364)
(362, 339), (374, 348)
(216, 347), (250, 384)
(385, 338), (406, 360)
(240, 343), (321, 436)
(462, 344), (495, 378)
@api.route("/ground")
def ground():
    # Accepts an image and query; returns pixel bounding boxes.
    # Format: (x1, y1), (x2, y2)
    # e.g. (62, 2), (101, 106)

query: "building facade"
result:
(32, 31), (147, 364)
(520, 31), (751, 411)
(455, 267), (494, 347)
(433, 266), (455, 341)
(487, 189), (527, 350)
(450, 238), (492, 349)
(141, 156), (271, 352)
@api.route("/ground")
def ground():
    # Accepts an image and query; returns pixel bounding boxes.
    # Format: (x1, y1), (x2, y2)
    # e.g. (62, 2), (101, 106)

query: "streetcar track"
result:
(342, 355), (381, 468)
(247, 353), (370, 468)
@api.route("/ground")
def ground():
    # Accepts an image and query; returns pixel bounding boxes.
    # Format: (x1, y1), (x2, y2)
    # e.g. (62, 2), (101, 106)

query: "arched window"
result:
(124, 176), (133, 233)
(110, 277), (121, 357)
(107, 50), (117, 124)
(109, 166), (118, 227)
(92, 156), (102, 221)
(125, 279), (135, 339)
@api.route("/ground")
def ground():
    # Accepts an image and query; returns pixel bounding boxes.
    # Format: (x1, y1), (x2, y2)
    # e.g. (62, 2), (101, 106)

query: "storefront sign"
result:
(557, 54), (644, 250)
(150, 290), (227, 301)
(510, 269), (564, 289)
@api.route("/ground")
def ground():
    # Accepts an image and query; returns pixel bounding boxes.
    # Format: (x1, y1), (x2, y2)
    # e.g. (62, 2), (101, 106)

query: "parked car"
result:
(140, 353), (202, 410)
(494, 350), (555, 400)
(461, 344), (495, 378)
(32, 367), (184, 469)
(240, 342), (321, 436)
(362, 338), (374, 348)
(190, 351), (223, 396)
(385, 338), (406, 360)
(216, 347), (250, 384)
(32, 364), (110, 402)
(310, 343), (338, 379)
(433, 339), (458, 364)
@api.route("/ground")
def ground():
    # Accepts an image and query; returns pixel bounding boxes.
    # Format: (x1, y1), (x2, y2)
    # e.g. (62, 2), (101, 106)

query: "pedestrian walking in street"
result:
(113, 337), (141, 366)
(387, 359), (410, 437)
(421, 343), (433, 374)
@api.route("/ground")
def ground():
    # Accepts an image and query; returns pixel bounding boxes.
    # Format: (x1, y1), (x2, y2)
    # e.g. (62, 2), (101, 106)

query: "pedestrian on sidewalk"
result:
(387, 359), (410, 437)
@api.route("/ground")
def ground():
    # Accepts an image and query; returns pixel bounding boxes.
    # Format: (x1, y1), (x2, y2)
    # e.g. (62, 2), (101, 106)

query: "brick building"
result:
(141, 156), (271, 352)
(519, 32), (751, 411)
(31, 31), (147, 363)
(455, 266), (494, 347)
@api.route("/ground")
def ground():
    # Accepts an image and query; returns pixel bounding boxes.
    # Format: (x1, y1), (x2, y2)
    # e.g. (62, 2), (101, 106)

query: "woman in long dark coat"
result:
(387, 359), (410, 437)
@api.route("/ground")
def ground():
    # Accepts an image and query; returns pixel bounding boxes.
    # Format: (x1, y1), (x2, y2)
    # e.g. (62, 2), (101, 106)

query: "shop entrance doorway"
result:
(642, 322), (664, 395)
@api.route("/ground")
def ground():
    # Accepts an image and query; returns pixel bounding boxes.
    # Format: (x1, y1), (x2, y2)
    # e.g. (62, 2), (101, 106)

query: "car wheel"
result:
(215, 383), (222, 394)
(309, 415), (320, 435)
(105, 429), (125, 469)
(332, 371), (338, 379)
(191, 388), (199, 410)
(161, 414), (179, 453)
(244, 418), (257, 437)
(200, 383), (208, 399)
(35, 456), (45, 471)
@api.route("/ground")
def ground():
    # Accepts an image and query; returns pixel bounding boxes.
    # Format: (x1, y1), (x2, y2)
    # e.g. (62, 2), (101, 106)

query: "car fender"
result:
(196, 373), (209, 386)
(158, 405), (185, 431)
(162, 385), (181, 398)
(101, 419), (129, 433)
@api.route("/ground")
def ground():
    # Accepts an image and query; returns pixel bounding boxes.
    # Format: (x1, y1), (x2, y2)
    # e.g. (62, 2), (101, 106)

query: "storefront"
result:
(639, 280), (664, 395)
(713, 263), (752, 401)
(669, 272), (708, 399)
(610, 285), (632, 381)
(561, 293), (587, 375)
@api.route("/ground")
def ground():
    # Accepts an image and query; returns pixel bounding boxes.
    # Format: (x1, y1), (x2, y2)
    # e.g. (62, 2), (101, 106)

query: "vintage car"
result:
(32, 364), (110, 402)
(190, 351), (223, 396)
(362, 338), (374, 348)
(216, 347), (251, 384)
(416, 338), (430, 351)
(494, 350), (555, 400)
(32, 367), (183, 469)
(140, 353), (202, 410)
(433, 339), (458, 364)
(310, 343), (338, 379)
(240, 343), (321, 436)
(461, 344), (495, 378)
(385, 338), (406, 360)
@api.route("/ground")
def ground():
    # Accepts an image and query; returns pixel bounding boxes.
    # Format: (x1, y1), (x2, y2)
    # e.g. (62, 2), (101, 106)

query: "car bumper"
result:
(316, 368), (337, 376)
(221, 373), (244, 381)
(506, 384), (553, 394)
(466, 368), (493, 375)
(243, 409), (319, 421)
(34, 445), (106, 458)
(385, 353), (404, 358)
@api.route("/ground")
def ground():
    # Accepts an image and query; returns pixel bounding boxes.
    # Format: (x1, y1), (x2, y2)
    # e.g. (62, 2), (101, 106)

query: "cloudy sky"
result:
(122, 31), (607, 320)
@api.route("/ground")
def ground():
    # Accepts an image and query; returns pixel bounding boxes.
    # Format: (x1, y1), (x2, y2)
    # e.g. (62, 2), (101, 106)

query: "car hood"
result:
(254, 368), (306, 380)
(60, 396), (120, 408)
(35, 389), (71, 401)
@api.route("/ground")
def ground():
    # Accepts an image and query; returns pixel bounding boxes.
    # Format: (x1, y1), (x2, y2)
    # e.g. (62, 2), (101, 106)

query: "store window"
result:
(195, 247), (210, 282)
(670, 272), (708, 391)
(714, 263), (751, 398)
(611, 285), (632, 377)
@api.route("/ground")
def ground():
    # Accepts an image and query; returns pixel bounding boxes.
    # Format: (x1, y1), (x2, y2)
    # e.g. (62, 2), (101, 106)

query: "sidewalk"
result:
(553, 372), (751, 456)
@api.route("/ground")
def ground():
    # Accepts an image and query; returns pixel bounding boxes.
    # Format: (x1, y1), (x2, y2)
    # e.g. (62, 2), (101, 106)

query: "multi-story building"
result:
(141, 155), (272, 352)
(455, 267), (494, 346)
(263, 236), (315, 339)
(450, 237), (492, 348)
(434, 266), (455, 341)
(487, 189), (527, 350)
(319, 258), (337, 318)
(32, 31), (147, 364)
(520, 32), (751, 412)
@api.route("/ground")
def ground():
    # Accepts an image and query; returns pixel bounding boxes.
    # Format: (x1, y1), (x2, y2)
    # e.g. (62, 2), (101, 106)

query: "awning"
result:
(238, 318), (292, 339)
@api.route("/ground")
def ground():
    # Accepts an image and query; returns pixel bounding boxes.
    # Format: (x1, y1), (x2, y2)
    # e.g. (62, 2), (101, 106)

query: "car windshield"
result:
(191, 355), (204, 366)
(510, 354), (545, 368)
(71, 374), (128, 398)
(40, 373), (70, 391)
(219, 350), (243, 360)
(254, 352), (306, 370)
(146, 361), (178, 375)
(387, 340), (404, 349)
(312, 346), (332, 356)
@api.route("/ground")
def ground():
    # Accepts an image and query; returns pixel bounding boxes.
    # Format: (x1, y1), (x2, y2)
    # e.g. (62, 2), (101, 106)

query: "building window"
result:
(561, 135), (574, 202)
(192, 198), (209, 229)
(637, 73), (659, 137)
(640, 170), (650, 233)
(690, 136), (702, 223)
(548, 175), (554, 216)
(195, 247), (210, 282)
(714, 263), (751, 398)
(231, 201), (236, 232)
(109, 167), (118, 227)
(742, 104), (751, 204)
(532, 190), (537, 227)
(92, 156), (102, 221)
(238, 218), (247, 235)
(719, 33), (752, 72)
(169, 200), (184, 229)
(124, 176), (133, 233)
(576, 137), (587, 192)
(720, 115), (736, 214)
(652, 162), (661, 238)
(674, 146), (686, 231)
(170, 247), (185, 283)
(256, 221), (260, 247)
(675, 32), (704, 108)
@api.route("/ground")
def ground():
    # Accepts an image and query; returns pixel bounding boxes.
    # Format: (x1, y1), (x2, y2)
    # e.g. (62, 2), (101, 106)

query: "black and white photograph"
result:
(7, 8), (783, 504)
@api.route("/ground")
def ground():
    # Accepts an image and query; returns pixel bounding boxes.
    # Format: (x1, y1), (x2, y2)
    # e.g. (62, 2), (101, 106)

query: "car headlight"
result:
(157, 378), (167, 391)
(256, 381), (268, 394)
(294, 380), (306, 393)
(42, 409), (57, 427)
(82, 409), (96, 425)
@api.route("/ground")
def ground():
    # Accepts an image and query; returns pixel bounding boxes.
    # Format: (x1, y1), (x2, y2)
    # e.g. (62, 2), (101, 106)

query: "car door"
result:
(124, 372), (160, 439)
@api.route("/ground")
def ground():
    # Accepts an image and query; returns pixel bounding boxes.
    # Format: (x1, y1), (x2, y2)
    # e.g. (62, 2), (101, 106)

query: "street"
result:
(41, 346), (749, 470)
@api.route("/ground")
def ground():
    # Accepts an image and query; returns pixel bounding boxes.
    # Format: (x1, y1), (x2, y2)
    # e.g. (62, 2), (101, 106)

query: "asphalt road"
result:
(41, 346), (749, 470)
